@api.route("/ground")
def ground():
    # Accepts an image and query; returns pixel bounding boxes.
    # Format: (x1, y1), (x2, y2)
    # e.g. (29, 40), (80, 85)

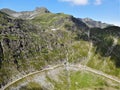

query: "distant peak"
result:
(35, 7), (50, 13)
(83, 18), (93, 21)
(1, 8), (16, 13)
(1, 8), (11, 10)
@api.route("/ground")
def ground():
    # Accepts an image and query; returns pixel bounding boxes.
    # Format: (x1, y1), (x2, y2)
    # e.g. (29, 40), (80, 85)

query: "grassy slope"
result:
(7, 67), (120, 90)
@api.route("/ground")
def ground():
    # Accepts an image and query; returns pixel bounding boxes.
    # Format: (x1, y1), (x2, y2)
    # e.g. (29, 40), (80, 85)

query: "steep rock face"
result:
(0, 42), (4, 68)
(0, 12), (41, 86)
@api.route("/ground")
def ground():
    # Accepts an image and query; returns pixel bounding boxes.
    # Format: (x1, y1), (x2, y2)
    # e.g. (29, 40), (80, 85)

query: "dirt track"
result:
(1, 64), (120, 90)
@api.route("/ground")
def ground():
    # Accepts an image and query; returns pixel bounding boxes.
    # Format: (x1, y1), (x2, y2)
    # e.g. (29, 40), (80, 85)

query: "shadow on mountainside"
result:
(90, 26), (120, 67)
(76, 26), (120, 68)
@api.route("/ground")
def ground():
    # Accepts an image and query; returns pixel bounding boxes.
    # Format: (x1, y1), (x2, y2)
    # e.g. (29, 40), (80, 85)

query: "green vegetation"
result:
(85, 27), (120, 78)
(46, 70), (120, 90)
(19, 82), (43, 90)
(0, 8), (120, 90)
(31, 13), (69, 28)
(31, 13), (83, 31)
(8, 67), (120, 90)
(69, 71), (118, 90)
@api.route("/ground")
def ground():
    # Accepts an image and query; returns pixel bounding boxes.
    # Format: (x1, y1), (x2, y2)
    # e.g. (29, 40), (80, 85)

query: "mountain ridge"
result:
(0, 7), (113, 28)
(79, 17), (113, 28)
(0, 7), (50, 19)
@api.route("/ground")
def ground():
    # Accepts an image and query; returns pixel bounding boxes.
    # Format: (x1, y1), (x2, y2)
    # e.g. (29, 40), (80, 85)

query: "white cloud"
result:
(59, 0), (89, 5)
(94, 0), (102, 5)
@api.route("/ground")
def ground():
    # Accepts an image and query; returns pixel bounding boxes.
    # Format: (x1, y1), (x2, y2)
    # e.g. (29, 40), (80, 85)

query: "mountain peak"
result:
(83, 17), (93, 21)
(35, 7), (50, 13)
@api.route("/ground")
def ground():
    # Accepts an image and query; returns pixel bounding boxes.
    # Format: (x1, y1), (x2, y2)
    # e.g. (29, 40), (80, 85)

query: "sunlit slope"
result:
(31, 13), (88, 31)
(5, 66), (120, 90)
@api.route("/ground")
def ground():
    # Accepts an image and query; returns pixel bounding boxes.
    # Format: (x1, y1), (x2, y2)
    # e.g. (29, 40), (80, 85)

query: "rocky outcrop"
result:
(0, 42), (4, 68)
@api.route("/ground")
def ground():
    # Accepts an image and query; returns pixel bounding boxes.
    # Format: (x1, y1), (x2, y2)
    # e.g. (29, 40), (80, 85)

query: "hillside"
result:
(0, 8), (120, 89)
(4, 65), (120, 90)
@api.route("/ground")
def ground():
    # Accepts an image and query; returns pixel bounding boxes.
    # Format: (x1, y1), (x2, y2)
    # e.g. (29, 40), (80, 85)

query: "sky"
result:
(0, 0), (120, 26)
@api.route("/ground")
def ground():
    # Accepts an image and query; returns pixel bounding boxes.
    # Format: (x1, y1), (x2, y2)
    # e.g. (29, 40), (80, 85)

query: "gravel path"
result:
(1, 64), (120, 90)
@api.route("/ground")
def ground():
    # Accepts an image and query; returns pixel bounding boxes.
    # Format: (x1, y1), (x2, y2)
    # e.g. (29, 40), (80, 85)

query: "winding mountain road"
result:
(70, 64), (120, 83)
(1, 64), (120, 90)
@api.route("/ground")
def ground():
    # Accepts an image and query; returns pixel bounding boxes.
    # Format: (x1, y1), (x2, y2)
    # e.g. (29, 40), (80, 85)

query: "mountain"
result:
(1, 8), (112, 29)
(0, 7), (50, 19)
(79, 18), (113, 28)
(0, 8), (88, 30)
(0, 8), (16, 14)
(0, 8), (120, 89)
